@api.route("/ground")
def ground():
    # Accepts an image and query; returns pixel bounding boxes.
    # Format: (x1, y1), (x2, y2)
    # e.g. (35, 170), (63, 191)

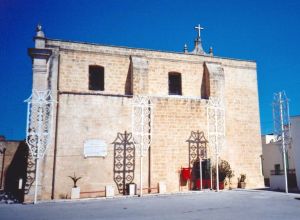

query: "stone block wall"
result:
(58, 50), (131, 94)
(53, 94), (133, 198)
(150, 97), (207, 192)
(222, 65), (264, 188)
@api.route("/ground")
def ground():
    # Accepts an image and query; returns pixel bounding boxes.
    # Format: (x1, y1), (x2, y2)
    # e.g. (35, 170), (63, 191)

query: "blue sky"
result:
(1, 0), (300, 140)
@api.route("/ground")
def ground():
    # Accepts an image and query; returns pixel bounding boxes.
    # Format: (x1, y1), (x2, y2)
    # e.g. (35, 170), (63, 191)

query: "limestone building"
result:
(25, 25), (264, 202)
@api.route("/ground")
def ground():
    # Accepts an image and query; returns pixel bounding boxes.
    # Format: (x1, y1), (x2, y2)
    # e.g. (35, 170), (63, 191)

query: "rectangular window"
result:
(168, 72), (182, 95)
(89, 65), (104, 91)
(274, 164), (281, 175)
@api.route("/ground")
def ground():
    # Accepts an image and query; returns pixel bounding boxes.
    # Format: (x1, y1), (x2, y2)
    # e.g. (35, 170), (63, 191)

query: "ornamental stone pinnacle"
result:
(209, 46), (213, 56)
(183, 43), (188, 53)
(34, 24), (46, 48)
(191, 24), (207, 55)
(36, 24), (45, 38)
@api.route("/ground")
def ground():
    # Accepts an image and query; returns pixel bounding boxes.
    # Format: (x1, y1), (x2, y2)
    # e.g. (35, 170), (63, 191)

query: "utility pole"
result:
(273, 91), (291, 194)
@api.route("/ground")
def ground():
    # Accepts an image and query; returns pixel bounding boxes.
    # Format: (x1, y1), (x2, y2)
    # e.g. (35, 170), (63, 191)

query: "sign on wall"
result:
(84, 139), (107, 157)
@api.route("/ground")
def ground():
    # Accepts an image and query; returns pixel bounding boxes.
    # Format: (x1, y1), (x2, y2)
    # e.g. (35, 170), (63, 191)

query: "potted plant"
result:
(68, 173), (82, 199)
(238, 174), (246, 189)
(212, 159), (234, 190)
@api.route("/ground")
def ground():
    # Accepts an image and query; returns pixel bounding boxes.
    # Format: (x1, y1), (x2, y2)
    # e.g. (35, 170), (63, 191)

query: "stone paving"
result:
(1, 190), (300, 220)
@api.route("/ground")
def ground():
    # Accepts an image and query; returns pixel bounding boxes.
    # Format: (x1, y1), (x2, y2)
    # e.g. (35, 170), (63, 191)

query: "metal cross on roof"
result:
(195, 24), (204, 38)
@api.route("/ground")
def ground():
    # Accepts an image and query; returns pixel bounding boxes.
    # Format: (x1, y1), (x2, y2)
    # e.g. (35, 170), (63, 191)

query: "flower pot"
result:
(240, 182), (246, 189)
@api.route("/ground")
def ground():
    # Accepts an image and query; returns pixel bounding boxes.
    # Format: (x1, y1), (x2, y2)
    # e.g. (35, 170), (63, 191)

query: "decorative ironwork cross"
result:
(112, 131), (135, 195)
(187, 131), (208, 166)
(195, 24), (204, 38)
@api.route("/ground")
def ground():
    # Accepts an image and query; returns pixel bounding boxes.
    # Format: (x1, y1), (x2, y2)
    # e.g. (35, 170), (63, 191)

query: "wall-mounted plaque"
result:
(84, 139), (107, 157)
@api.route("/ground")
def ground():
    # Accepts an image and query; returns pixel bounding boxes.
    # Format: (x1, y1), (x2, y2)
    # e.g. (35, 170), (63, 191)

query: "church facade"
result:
(25, 25), (264, 202)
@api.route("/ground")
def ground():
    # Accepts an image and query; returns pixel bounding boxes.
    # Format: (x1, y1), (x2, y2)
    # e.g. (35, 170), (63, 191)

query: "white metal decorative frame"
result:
(272, 91), (291, 193)
(25, 90), (55, 159)
(132, 95), (153, 157)
(207, 97), (225, 192)
(25, 89), (55, 203)
(132, 95), (153, 196)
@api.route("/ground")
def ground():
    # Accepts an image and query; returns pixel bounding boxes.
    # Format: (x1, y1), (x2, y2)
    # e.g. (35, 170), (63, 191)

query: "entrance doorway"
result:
(191, 159), (211, 189)
(187, 131), (211, 190)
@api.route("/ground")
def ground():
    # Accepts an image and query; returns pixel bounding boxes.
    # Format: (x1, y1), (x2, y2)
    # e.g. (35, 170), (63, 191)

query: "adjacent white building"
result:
(290, 116), (300, 189)
(262, 115), (300, 191)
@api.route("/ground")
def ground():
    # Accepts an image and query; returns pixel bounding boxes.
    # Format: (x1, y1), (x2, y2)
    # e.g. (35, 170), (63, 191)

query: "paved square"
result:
(1, 190), (300, 220)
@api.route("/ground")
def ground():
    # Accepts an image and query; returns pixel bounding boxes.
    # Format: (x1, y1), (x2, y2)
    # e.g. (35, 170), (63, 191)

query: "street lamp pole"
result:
(273, 91), (291, 194)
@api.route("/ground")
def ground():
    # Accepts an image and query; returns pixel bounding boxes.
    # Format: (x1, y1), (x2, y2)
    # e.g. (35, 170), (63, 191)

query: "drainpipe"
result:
(51, 52), (60, 200)
(148, 145), (151, 193)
